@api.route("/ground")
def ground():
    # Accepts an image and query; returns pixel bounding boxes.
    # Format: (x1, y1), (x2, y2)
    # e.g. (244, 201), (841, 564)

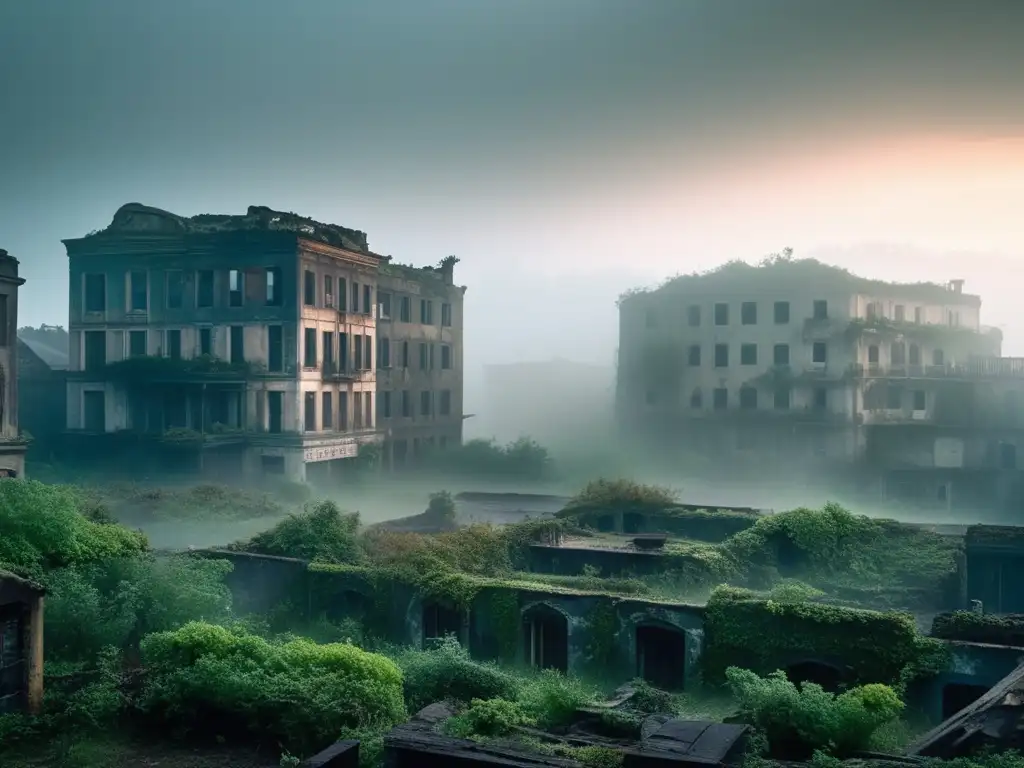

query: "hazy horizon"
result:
(4, 0), (1023, 423)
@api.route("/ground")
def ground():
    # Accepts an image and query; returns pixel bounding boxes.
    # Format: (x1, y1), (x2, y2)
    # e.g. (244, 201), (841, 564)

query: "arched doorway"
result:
(786, 661), (842, 692)
(522, 604), (568, 673)
(636, 624), (686, 691)
(422, 600), (463, 646)
(942, 682), (988, 720)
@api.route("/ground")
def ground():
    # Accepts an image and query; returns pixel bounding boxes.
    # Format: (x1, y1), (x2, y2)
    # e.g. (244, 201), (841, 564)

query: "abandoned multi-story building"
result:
(0, 250), (27, 478)
(63, 203), (465, 482)
(617, 257), (1024, 511)
(375, 259), (466, 466)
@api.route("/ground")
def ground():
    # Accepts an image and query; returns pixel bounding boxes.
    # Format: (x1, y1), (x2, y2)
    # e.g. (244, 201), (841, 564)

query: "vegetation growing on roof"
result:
(931, 611), (1024, 647)
(102, 354), (259, 381)
(702, 586), (948, 688)
(619, 248), (974, 306)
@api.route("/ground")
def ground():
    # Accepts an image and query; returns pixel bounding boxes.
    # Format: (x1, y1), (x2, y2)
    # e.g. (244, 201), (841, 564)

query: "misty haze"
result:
(2, 2), (1024, 767)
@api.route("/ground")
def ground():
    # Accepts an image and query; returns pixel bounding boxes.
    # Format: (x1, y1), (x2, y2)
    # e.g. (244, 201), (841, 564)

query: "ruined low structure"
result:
(618, 257), (1024, 512)
(62, 203), (466, 482)
(0, 570), (45, 715)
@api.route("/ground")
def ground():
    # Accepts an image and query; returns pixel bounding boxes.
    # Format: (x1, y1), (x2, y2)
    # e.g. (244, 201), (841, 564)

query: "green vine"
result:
(583, 601), (621, 672)
(486, 588), (520, 664)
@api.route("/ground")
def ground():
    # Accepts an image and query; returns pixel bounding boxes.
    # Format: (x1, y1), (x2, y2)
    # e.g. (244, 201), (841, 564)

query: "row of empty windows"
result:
(303, 391), (374, 432)
(648, 385), (830, 411)
(689, 341), (826, 368)
(84, 269), (286, 313)
(866, 343), (944, 367)
(649, 299), (820, 329)
(302, 329), (454, 372)
(377, 389), (453, 420)
(302, 270), (455, 328)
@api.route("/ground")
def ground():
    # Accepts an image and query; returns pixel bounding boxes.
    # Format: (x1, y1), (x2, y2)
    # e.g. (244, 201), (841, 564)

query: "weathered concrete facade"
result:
(0, 251), (28, 477)
(62, 204), (465, 482)
(618, 259), (1024, 506)
(375, 258), (466, 466)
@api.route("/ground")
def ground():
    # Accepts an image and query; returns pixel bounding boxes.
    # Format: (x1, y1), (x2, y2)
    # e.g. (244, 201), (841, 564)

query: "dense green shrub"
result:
(139, 622), (406, 753)
(425, 437), (552, 481)
(233, 500), (362, 563)
(726, 667), (904, 758)
(0, 480), (147, 576)
(44, 555), (233, 661)
(396, 636), (519, 713)
(567, 478), (677, 508)
(443, 698), (535, 738)
(517, 669), (596, 728)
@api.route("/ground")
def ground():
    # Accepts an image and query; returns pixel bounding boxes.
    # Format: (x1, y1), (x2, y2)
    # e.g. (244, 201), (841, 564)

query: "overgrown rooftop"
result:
(622, 251), (980, 307)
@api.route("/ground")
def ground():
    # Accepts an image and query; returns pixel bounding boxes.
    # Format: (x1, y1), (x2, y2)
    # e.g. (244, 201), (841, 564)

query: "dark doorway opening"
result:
(260, 455), (285, 475)
(595, 515), (615, 533)
(786, 661), (842, 693)
(942, 683), (988, 720)
(339, 590), (368, 622)
(423, 601), (462, 647)
(522, 605), (568, 673)
(623, 512), (644, 534)
(636, 624), (687, 691)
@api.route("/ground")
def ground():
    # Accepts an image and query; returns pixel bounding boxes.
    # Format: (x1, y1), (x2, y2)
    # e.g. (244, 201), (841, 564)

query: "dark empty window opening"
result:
(786, 661), (842, 693)
(813, 300), (828, 320)
(741, 344), (757, 365)
(909, 344), (921, 366)
(773, 344), (790, 366)
(129, 271), (148, 311)
(714, 303), (728, 326)
(324, 275), (334, 307)
(304, 270), (316, 306)
(933, 349), (945, 366)
(129, 330), (146, 357)
(688, 345), (701, 366)
(623, 512), (644, 534)
(441, 344), (452, 369)
(690, 389), (703, 409)
(84, 331), (106, 372)
(323, 331), (334, 371)
(267, 326), (283, 372)
(339, 590), (368, 623)
(351, 282), (360, 313)
(304, 392), (316, 431)
(637, 625), (687, 691)
(912, 390), (926, 411)
(230, 326), (244, 364)
(85, 274), (106, 312)
(886, 385), (903, 410)
(166, 271), (184, 309)
(200, 328), (212, 357)
(868, 345), (880, 364)
(812, 342), (827, 364)
(441, 302), (452, 326)
(715, 344), (729, 367)
(774, 301), (790, 324)
(687, 305), (701, 327)
(942, 683), (988, 720)
(741, 302), (757, 325)
(423, 601), (463, 647)
(228, 269), (243, 307)
(267, 391), (283, 434)
(197, 270), (214, 308)
(166, 329), (182, 360)
(304, 328), (317, 368)
(266, 267), (282, 306)
(363, 285), (372, 316)
(400, 296), (411, 322)
(522, 605), (568, 673)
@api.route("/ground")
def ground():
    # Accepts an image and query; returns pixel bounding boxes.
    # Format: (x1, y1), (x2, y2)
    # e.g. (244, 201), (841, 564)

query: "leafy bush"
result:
(0, 480), (147, 576)
(397, 635), (519, 713)
(139, 622), (406, 754)
(43, 555), (233, 662)
(427, 491), (457, 524)
(726, 667), (904, 758)
(426, 437), (552, 481)
(568, 478), (677, 508)
(233, 500), (362, 563)
(518, 669), (596, 728)
(444, 698), (535, 738)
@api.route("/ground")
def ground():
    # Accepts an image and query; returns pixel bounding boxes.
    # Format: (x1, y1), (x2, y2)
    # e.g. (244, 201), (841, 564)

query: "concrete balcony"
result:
(851, 358), (1024, 380)
(320, 363), (374, 382)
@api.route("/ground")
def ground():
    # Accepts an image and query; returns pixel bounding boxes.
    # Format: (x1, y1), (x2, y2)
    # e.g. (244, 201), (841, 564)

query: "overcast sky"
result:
(3, 0), (1023, 401)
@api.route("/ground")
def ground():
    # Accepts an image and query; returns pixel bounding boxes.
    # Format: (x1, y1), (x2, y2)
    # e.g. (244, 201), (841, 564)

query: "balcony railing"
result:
(320, 363), (374, 382)
(851, 357), (1024, 380)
